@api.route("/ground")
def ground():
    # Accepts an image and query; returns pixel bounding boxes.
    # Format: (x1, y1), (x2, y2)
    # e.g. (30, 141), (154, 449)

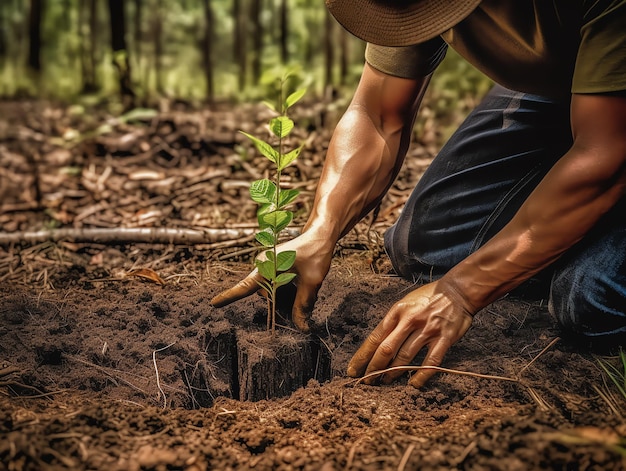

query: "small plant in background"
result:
(597, 348), (626, 400)
(241, 75), (306, 334)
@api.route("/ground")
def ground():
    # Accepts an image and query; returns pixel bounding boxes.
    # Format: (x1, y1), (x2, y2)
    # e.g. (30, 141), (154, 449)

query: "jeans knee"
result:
(549, 264), (626, 348)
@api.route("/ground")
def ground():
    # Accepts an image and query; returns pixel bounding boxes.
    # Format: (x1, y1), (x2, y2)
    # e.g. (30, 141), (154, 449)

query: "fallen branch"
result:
(0, 227), (301, 247)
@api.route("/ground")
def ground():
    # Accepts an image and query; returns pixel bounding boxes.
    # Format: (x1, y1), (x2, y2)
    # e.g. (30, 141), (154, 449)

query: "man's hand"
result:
(347, 279), (474, 388)
(210, 231), (334, 332)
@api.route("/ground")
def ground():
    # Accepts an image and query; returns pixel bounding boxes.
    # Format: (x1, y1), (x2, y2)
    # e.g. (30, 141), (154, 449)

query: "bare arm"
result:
(304, 63), (430, 245)
(348, 93), (626, 387)
(211, 64), (431, 330)
(445, 93), (626, 311)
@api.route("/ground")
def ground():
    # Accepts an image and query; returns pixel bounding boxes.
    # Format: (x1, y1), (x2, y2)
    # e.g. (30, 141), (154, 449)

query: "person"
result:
(212, 0), (626, 388)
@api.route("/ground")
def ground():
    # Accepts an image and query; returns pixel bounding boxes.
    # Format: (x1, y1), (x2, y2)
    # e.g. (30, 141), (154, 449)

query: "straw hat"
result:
(326, 0), (482, 46)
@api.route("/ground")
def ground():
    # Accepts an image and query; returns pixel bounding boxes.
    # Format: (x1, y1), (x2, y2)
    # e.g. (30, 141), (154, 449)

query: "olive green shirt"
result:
(365, 0), (626, 97)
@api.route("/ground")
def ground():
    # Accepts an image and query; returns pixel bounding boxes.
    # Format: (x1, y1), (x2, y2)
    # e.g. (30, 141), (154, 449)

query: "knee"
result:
(549, 264), (626, 350)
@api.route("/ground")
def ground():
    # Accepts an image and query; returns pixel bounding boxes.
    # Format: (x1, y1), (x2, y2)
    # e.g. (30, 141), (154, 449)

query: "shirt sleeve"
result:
(365, 37), (448, 79)
(572, 0), (626, 94)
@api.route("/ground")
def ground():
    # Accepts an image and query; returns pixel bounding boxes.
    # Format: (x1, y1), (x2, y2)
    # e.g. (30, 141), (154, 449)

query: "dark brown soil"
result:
(2, 260), (626, 470)
(1, 100), (625, 470)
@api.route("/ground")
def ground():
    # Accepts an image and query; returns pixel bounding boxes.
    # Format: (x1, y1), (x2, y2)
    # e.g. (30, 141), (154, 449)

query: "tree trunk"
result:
(80, 0), (99, 92)
(153, 0), (164, 94)
(324, 7), (335, 92)
(0, 2), (7, 65)
(201, 0), (215, 102)
(250, 0), (263, 86)
(339, 26), (349, 85)
(107, 0), (135, 109)
(233, 0), (247, 91)
(279, 0), (288, 64)
(133, 0), (143, 72)
(27, 0), (43, 72)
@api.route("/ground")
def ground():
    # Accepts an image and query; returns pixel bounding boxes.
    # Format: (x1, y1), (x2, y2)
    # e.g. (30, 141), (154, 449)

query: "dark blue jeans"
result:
(384, 85), (626, 348)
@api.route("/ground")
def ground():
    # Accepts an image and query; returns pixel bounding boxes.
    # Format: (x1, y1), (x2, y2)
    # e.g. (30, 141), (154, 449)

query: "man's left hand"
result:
(347, 279), (475, 388)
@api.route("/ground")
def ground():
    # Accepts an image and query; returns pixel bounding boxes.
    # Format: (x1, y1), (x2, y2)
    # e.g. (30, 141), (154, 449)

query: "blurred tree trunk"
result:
(79, 0), (99, 92)
(152, 0), (164, 94)
(27, 0), (43, 72)
(61, 0), (71, 30)
(279, 0), (288, 64)
(201, 0), (215, 102)
(250, 0), (263, 85)
(339, 26), (349, 85)
(233, 0), (247, 91)
(0, 2), (7, 67)
(323, 7), (335, 91)
(108, 0), (135, 109)
(133, 0), (142, 69)
(304, 5), (315, 68)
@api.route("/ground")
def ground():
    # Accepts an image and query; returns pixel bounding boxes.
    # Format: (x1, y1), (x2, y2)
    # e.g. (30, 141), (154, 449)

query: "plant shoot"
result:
(241, 78), (306, 333)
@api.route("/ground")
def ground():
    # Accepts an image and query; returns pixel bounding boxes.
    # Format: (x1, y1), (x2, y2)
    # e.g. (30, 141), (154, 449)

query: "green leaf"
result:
(262, 210), (293, 232)
(256, 259), (275, 281)
(262, 100), (277, 112)
(255, 230), (275, 247)
(278, 145), (303, 171)
(275, 272), (296, 288)
(250, 179), (276, 204)
(240, 131), (279, 164)
(285, 88), (306, 110)
(270, 116), (294, 138)
(278, 188), (299, 208)
(276, 250), (296, 271)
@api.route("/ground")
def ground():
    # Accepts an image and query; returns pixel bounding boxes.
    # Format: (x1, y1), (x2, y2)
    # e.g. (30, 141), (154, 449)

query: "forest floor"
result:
(0, 99), (625, 470)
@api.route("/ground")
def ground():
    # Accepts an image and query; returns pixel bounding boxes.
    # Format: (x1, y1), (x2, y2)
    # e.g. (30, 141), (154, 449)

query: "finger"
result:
(291, 281), (320, 332)
(210, 270), (264, 307)
(360, 324), (417, 385)
(346, 311), (400, 378)
(408, 338), (452, 389)
(381, 330), (426, 384)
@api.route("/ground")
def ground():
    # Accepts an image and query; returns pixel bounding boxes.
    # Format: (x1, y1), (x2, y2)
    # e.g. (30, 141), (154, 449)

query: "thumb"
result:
(210, 270), (264, 308)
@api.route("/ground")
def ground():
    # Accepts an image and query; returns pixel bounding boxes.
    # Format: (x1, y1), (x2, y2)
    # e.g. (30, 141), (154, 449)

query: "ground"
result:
(0, 100), (625, 470)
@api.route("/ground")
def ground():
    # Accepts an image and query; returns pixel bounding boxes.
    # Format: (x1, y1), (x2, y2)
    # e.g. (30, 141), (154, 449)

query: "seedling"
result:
(241, 77), (306, 333)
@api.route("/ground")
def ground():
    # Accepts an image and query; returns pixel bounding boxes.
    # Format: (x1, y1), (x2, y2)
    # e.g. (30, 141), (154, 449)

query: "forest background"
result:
(0, 0), (493, 118)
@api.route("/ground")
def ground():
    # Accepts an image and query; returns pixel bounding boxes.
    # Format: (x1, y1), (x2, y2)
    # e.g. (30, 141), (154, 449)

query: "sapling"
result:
(241, 78), (306, 334)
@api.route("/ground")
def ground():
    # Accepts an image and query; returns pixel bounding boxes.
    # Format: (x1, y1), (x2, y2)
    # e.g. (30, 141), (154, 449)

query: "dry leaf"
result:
(125, 268), (165, 285)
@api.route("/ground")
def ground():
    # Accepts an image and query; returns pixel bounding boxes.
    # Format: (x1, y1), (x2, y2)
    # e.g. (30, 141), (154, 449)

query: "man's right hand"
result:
(209, 231), (335, 332)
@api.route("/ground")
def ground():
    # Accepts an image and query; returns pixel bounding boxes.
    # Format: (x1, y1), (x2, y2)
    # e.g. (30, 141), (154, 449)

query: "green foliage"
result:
(241, 74), (306, 333)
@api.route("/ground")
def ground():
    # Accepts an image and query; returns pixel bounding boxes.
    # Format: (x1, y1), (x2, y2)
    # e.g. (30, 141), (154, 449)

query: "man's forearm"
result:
(446, 142), (626, 312)
(303, 106), (409, 240)
(303, 66), (430, 245)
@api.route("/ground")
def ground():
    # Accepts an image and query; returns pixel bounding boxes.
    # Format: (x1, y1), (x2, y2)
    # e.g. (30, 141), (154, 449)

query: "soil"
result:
(1, 99), (625, 470)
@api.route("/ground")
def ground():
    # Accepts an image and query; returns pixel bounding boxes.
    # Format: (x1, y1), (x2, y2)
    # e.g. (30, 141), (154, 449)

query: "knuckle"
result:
(394, 349), (413, 364)
(377, 342), (395, 358)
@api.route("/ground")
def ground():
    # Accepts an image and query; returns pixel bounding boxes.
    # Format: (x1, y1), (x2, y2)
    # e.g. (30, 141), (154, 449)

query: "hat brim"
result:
(326, 0), (481, 47)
